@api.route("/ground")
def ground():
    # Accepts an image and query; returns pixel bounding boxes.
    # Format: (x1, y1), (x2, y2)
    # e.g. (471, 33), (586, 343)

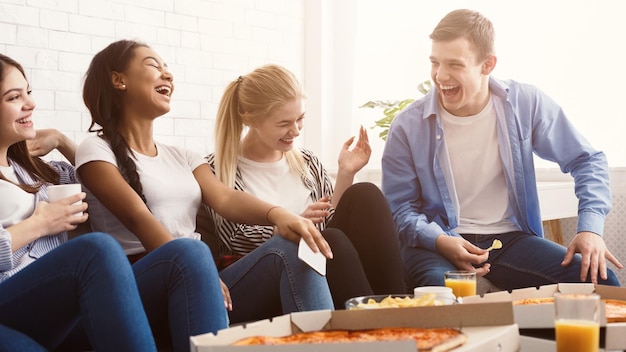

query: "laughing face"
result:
(114, 46), (174, 119)
(430, 37), (496, 117)
(244, 98), (305, 161)
(0, 66), (36, 152)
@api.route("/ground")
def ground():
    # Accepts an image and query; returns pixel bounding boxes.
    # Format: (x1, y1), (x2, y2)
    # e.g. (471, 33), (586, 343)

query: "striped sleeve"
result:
(0, 227), (13, 272)
(49, 160), (77, 185)
(204, 150), (336, 257)
(204, 154), (275, 256)
(300, 149), (335, 227)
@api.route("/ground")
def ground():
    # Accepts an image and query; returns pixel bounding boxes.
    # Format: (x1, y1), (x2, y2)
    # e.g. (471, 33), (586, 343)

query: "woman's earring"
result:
(121, 84), (126, 89)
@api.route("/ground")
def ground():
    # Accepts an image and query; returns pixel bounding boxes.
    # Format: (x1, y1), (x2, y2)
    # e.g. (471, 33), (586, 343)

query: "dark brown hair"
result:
(82, 39), (148, 202)
(0, 54), (58, 192)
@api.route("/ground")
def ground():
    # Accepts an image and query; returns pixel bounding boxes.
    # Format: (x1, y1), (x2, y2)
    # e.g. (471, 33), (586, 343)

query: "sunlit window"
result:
(347, 0), (625, 169)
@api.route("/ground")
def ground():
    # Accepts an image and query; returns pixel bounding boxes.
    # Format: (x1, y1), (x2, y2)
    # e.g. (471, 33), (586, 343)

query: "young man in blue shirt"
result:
(382, 8), (622, 291)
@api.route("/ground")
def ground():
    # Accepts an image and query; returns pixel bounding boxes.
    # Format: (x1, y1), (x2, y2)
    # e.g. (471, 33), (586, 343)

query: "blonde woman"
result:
(203, 64), (407, 309)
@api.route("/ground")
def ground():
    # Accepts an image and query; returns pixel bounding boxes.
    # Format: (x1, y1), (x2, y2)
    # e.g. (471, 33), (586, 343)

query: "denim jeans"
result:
(0, 324), (47, 352)
(0, 233), (156, 352)
(132, 237), (228, 351)
(59, 237), (229, 352)
(402, 231), (620, 291)
(219, 234), (334, 324)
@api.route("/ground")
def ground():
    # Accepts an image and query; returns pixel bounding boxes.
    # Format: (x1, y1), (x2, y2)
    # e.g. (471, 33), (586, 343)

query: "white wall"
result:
(2, 0), (624, 171)
(0, 0), (305, 159)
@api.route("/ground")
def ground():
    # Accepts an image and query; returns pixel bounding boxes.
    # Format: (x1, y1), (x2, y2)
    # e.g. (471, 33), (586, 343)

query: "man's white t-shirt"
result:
(75, 136), (205, 254)
(441, 97), (518, 234)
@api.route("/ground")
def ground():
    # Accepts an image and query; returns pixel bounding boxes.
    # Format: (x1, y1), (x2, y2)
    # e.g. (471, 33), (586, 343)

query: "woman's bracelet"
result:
(265, 205), (281, 224)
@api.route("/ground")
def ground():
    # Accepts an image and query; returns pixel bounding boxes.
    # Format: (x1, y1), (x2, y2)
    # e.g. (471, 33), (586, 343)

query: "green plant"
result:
(360, 80), (432, 141)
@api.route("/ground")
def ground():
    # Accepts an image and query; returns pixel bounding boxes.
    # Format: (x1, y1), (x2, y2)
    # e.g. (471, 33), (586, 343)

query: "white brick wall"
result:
(0, 0), (305, 159)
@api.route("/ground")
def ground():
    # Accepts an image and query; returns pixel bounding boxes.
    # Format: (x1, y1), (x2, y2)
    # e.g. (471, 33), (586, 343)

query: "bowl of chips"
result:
(345, 293), (456, 310)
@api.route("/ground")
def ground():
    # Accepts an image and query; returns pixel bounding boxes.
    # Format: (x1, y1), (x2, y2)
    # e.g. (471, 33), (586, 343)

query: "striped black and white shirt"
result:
(205, 149), (335, 257)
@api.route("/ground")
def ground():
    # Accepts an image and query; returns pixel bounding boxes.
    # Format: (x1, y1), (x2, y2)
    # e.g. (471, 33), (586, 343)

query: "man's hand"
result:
(435, 235), (491, 276)
(562, 231), (623, 283)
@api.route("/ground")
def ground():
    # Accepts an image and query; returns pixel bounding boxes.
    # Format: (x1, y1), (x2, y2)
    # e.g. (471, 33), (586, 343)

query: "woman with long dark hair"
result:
(0, 53), (157, 351)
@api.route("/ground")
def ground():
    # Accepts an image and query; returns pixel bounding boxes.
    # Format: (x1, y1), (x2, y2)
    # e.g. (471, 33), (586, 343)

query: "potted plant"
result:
(360, 80), (432, 141)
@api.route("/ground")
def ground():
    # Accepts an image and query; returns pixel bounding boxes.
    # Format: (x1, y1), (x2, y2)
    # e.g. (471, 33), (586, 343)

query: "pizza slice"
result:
(231, 326), (466, 351)
(513, 297), (555, 305)
(603, 299), (626, 323)
(514, 296), (626, 323)
(352, 327), (466, 352)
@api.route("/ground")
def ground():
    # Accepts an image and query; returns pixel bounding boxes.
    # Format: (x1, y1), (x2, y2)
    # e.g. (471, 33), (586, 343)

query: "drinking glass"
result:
(443, 271), (476, 298)
(554, 293), (600, 352)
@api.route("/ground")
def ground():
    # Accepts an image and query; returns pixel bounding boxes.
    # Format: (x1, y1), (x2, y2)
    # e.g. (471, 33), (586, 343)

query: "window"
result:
(305, 0), (626, 174)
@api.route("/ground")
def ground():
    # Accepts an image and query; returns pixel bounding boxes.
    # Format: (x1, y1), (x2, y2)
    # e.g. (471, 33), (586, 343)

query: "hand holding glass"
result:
(554, 293), (600, 352)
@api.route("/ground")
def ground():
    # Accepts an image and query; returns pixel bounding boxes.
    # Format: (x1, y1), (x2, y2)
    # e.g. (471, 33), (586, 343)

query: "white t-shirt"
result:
(75, 136), (205, 254)
(441, 97), (518, 234)
(238, 155), (312, 215)
(0, 165), (35, 228)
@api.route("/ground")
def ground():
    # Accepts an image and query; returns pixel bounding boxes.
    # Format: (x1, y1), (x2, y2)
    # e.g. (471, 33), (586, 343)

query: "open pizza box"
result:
(190, 301), (519, 352)
(462, 283), (626, 350)
(519, 335), (617, 352)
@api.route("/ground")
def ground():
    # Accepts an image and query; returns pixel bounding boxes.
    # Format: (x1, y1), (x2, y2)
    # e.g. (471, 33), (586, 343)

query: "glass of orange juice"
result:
(554, 293), (600, 352)
(444, 271), (476, 298)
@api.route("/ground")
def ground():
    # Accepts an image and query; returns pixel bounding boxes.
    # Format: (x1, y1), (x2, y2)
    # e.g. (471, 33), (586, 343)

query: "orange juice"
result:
(555, 319), (599, 352)
(444, 278), (476, 297)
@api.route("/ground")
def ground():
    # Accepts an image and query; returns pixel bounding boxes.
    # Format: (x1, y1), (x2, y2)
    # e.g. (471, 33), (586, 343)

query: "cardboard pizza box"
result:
(520, 335), (620, 352)
(462, 283), (604, 328)
(519, 335), (556, 352)
(462, 283), (626, 350)
(190, 302), (519, 352)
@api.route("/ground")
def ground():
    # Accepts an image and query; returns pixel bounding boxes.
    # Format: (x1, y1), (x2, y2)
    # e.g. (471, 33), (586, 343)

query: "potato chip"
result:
(354, 293), (444, 309)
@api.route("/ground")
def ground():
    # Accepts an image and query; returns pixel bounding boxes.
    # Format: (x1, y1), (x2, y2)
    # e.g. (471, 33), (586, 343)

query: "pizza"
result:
(514, 297), (626, 323)
(513, 297), (555, 305)
(603, 299), (626, 323)
(231, 327), (467, 351)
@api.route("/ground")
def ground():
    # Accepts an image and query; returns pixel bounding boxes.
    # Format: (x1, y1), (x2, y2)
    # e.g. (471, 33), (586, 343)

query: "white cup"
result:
(414, 286), (457, 304)
(47, 184), (83, 216)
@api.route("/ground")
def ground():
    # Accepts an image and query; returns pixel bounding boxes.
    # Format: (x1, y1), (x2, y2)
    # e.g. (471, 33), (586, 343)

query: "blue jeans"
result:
(0, 233), (156, 352)
(133, 238), (228, 351)
(402, 232), (620, 291)
(60, 238), (229, 352)
(219, 234), (333, 324)
(0, 324), (47, 352)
